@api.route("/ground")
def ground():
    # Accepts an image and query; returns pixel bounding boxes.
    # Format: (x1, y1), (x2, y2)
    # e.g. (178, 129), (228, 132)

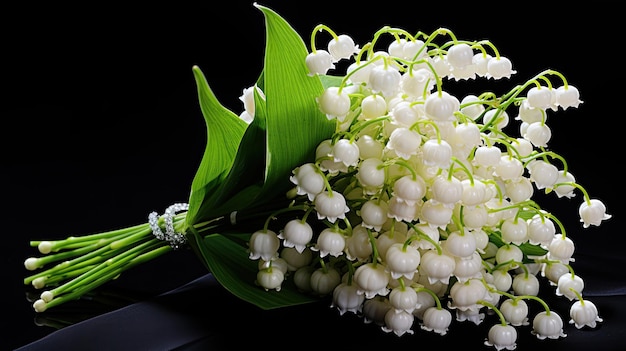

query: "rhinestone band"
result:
(148, 203), (189, 249)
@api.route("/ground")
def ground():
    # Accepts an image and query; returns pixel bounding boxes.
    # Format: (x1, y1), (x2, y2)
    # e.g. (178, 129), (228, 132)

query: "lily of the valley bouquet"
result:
(23, 4), (611, 350)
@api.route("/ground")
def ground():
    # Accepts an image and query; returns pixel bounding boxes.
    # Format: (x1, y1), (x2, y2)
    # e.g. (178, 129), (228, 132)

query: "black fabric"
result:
(14, 269), (626, 351)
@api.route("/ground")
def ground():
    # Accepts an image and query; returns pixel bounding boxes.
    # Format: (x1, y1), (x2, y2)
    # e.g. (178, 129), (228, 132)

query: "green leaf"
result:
(196, 233), (321, 310)
(253, 4), (335, 203)
(185, 66), (248, 226)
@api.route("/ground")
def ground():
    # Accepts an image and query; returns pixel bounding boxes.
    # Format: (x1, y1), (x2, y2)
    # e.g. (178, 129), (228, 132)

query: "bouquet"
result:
(23, 3), (611, 349)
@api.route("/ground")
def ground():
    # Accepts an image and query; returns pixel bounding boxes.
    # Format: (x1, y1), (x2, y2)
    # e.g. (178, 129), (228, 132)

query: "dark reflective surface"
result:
(5, 2), (625, 350)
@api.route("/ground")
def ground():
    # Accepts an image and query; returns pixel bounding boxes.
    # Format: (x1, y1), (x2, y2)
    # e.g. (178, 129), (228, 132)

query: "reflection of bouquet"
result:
(23, 3), (611, 349)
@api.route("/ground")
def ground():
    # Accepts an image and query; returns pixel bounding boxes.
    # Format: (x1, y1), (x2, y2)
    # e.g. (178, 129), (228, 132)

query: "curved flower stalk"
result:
(23, 4), (610, 349)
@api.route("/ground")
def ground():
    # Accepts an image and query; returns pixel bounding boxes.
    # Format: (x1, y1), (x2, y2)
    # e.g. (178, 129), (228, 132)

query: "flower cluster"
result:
(246, 25), (610, 349)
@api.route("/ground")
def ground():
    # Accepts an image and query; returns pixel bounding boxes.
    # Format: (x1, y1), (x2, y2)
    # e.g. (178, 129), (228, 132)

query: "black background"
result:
(4, 1), (625, 350)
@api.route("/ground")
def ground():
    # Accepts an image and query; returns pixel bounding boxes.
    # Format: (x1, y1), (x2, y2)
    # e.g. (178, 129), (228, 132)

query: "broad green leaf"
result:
(196, 233), (321, 310)
(253, 4), (336, 203)
(185, 66), (248, 226)
(189, 87), (268, 222)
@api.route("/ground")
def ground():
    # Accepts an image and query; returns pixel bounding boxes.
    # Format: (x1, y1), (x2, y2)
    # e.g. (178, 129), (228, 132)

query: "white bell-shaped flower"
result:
(472, 53), (492, 76)
(578, 199), (611, 228)
(444, 229), (477, 258)
(385, 127), (422, 160)
(363, 296), (392, 325)
(420, 307), (452, 335)
(361, 94), (387, 120)
(385, 242), (421, 280)
(360, 199), (389, 231)
(256, 266), (285, 291)
(554, 170), (576, 198)
(328, 34), (358, 61)
(512, 273), (540, 296)
(316, 139), (344, 174)
(424, 91), (460, 122)
(500, 298), (529, 326)
(387, 38), (407, 58)
(511, 137), (534, 157)
(420, 199), (453, 229)
(389, 286), (419, 313)
(542, 261), (570, 285)
(455, 122), (481, 148)
(556, 85), (582, 109)
(356, 135), (384, 159)
(526, 86), (556, 110)
(461, 179), (487, 206)
(448, 278), (487, 311)
(310, 267), (342, 296)
(354, 262), (391, 298)
(317, 86), (351, 121)
(393, 175), (427, 206)
(486, 56), (516, 79)
(382, 309), (415, 336)
(332, 282), (365, 315)
(314, 190), (350, 223)
(549, 234), (575, 264)
(528, 160), (559, 190)
(494, 156), (524, 180)
(332, 138), (360, 167)
(474, 145), (501, 167)
(524, 121), (552, 148)
(532, 311), (566, 340)
(279, 219), (313, 253)
(505, 177), (534, 203)
(453, 251), (483, 282)
(516, 99), (545, 124)
(248, 229), (280, 261)
(447, 43), (474, 69)
(527, 214), (556, 247)
(495, 244), (523, 269)
(460, 94), (485, 119)
(491, 269), (513, 292)
(390, 100), (420, 127)
(369, 64), (401, 97)
(290, 163), (325, 201)
(403, 39), (427, 60)
(345, 225), (374, 262)
(422, 139), (452, 169)
(431, 175), (463, 205)
(420, 250), (455, 285)
(312, 227), (346, 258)
(356, 158), (386, 194)
(305, 49), (334, 76)
(429, 55), (451, 77)
(556, 273), (584, 301)
(484, 324), (518, 351)
(501, 218), (529, 245)
(387, 195), (420, 222)
(292, 266), (314, 292)
(569, 299), (603, 329)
